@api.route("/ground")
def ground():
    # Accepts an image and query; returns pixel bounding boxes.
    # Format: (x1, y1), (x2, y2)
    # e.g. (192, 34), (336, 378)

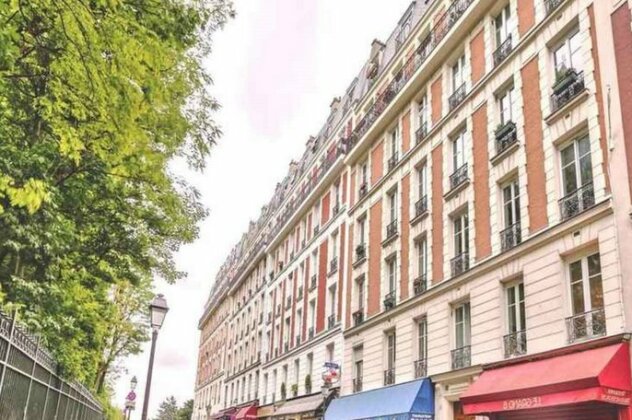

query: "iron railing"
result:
(413, 275), (428, 296)
(551, 70), (585, 112)
(559, 182), (595, 221)
(566, 308), (606, 343)
(504, 330), (527, 358)
(451, 345), (471, 369)
(414, 196), (428, 219)
(449, 164), (468, 190)
(414, 359), (427, 378)
(385, 220), (398, 240)
(451, 252), (470, 277)
(383, 291), (396, 311)
(358, 182), (368, 199)
(355, 243), (367, 263)
(500, 222), (521, 252)
(297, 286), (303, 300)
(309, 275), (317, 291)
(493, 35), (513, 67)
(416, 122), (428, 145)
(494, 121), (517, 156)
(353, 377), (363, 393)
(0, 312), (104, 420)
(329, 257), (338, 274)
(352, 310), (364, 327)
(383, 368), (395, 386)
(545, 0), (564, 15)
(449, 83), (467, 111)
(327, 314), (336, 330)
(308, 327), (315, 339)
(387, 153), (399, 172)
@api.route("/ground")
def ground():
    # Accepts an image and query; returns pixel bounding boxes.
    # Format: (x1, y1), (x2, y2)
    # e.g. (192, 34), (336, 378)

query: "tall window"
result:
(386, 330), (396, 371)
(454, 302), (471, 349)
(353, 346), (363, 390)
(418, 94), (429, 131)
(329, 284), (337, 317)
(294, 359), (300, 387)
(570, 253), (604, 316)
(388, 190), (398, 223)
(502, 180), (521, 228)
(417, 164), (428, 199)
(498, 85), (514, 125)
(494, 5), (511, 47)
(416, 237), (428, 278)
(296, 309), (302, 338)
(309, 300), (316, 329)
(387, 257), (397, 293)
(313, 202), (320, 230)
(452, 54), (466, 91)
(327, 343), (335, 361)
(553, 29), (581, 72)
(307, 353), (313, 378)
(561, 135), (593, 196)
(454, 213), (469, 257)
(452, 130), (466, 171)
(360, 161), (368, 186)
(356, 276), (365, 310)
(331, 231), (338, 260)
(357, 217), (366, 245)
(390, 125), (400, 159)
(417, 317), (428, 360)
(506, 283), (526, 334)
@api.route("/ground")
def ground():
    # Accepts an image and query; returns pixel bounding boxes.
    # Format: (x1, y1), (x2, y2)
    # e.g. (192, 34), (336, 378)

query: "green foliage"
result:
(154, 396), (192, 420)
(0, 0), (234, 393)
(177, 399), (194, 420)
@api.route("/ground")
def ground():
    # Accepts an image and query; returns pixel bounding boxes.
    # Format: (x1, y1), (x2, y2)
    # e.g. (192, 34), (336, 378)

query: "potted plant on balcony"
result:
(494, 121), (514, 140)
(280, 382), (287, 400)
(553, 65), (577, 94)
(305, 374), (312, 394)
(291, 384), (298, 397)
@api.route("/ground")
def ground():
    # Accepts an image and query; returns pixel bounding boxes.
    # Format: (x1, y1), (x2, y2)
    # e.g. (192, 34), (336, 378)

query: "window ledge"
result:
(444, 179), (470, 201)
(490, 141), (520, 166)
(410, 210), (429, 225)
(544, 89), (589, 125)
(353, 257), (367, 269)
(381, 233), (399, 247)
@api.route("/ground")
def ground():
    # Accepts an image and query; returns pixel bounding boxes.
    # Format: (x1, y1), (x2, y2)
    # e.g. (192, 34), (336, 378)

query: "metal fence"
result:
(0, 312), (104, 420)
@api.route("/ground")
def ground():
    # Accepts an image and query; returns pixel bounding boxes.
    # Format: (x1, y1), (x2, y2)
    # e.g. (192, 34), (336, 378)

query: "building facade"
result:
(194, 0), (632, 419)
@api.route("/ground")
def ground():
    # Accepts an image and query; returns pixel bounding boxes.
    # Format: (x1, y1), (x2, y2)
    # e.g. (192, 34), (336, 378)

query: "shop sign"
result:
(322, 361), (340, 385)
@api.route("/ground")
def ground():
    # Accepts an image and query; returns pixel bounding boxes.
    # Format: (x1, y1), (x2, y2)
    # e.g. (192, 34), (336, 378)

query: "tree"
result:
(154, 396), (180, 420)
(0, 0), (234, 388)
(177, 399), (194, 420)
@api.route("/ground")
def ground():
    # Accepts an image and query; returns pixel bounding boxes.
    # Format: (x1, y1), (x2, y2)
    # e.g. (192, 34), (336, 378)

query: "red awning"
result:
(234, 404), (257, 420)
(461, 343), (632, 414)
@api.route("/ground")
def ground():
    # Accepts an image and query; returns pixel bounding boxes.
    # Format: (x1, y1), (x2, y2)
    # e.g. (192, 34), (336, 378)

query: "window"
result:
(357, 217), (366, 245)
(388, 190), (398, 224)
(416, 237), (428, 279)
(454, 302), (471, 349)
(385, 330), (396, 384)
(356, 276), (365, 310)
(417, 317), (428, 360)
(418, 94), (429, 133)
(333, 183), (340, 208)
(502, 180), (521, 228)
(387, 257), (397, 293)
(452, 54), (466, 91)
(453, 213), (469, 257)
(498, 85), (514, 125)
(294, 359), (300, 388)
(329, 284), (337, 318)
(360, 161), (368, 185)
(353, 346), (364, 392)
(296, 309), (302, 338)
(390, 125), (400, 158)
(327, 343), (335, 362)
(309, 300), (316, 330)
(569, 253), (604, 316)
(553, 29), (581, 72)
(417, 164), (427, 199)
(507, 282), (526, 334)
(494, 4), (511, 47)
(452, 130), (466, 171)
(307, 353), (313, 378)
(561, 135), (593, 196)
(330, 231), (338, 261)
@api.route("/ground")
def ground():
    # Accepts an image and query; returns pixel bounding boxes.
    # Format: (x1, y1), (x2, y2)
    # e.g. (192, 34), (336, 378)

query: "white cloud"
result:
(114, 1), (413, 417)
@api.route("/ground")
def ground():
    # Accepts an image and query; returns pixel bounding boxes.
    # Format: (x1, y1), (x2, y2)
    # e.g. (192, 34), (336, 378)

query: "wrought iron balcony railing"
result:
(359, 182), (368, 199)
(313, 225), (320, 236)
(332, 202), (340, 216)
(353, 377), (363, 393)
(383, 368), (395, 386)
(449, 164), (468, 191)
(451, 252), (470, 277)
(414, 196), (428, 219)
(297, 286), (303, 300)
(504, 330), (527, 358)
(388, 152), (399, 172)
(566, 308), (606, 343)
(416, 121), (428, 145)
(551, 70), (585, 112)
(559, 182), (595, 221)
(386, 220), (398, 240)
(451, 345), (471, 369)
(449, 83), (467, 111)
(284, 341), (289, 353)
(328, 314), (336, 329)
(308, 327), (315, 339)
(295, 335), (301, 347)
(383, 290), (396, 311)
(413, 274), (428, 296)
(353, 309), (364, 327)
(309, 275), (318, 291)
(494, 121), (518, 156)
(329, 257), (338, 274)
(493, 35), (513, 67)
(414, 358), (427, 378)
(500, 222), (521, 252)
(545, 0), (564, 15)
(266, 313), (272, 325)
(355, 243), (367, 262)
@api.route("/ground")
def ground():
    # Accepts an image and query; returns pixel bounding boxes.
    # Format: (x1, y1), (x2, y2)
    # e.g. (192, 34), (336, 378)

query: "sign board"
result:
(126, 391), (136, 402)
(321, 361), (340, 385)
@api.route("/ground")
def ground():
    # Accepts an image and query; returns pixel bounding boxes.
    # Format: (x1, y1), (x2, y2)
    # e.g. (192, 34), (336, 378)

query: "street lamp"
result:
(125, 376), (138, 420)
(141, 294), (169, 420)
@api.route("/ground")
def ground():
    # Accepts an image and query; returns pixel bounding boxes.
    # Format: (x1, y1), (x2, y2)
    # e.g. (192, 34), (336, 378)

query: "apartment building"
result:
(195, 0), (632, 419)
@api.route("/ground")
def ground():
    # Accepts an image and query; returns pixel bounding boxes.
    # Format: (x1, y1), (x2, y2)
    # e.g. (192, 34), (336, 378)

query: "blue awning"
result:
(324, 378), (434, 420)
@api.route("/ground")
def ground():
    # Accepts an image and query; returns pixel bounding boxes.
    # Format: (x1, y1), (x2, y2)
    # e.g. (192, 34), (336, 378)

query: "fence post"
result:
(0, 311), (18, 395)
(22, 338), (40, 420)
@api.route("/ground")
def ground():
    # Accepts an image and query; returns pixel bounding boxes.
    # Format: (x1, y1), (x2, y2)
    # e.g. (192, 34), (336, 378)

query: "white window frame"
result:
(560, 135), (593, 197)
(453, 212), (469, 257)
(506, 282), (526, 333)
(568, 252), (604, 316)
(454, 302), (471, 349)
(502, 179), (521, 228)
(553, 28), (581, 72)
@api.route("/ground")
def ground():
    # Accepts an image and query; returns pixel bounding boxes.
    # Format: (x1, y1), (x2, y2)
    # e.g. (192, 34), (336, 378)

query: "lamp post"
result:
(124, 376), (138, 420)
(141, 294), (169, 420)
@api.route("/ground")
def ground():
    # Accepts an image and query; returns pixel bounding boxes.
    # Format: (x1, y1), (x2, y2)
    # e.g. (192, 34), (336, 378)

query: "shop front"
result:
(460, 339), (632, 420)
(234, 403), (258, 419)
(257, 390), (336, 420)
(324, 378), (434, 420)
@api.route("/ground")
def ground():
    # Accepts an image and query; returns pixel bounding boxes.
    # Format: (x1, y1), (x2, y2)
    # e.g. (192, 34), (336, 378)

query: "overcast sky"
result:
(114, 0), (413, 417)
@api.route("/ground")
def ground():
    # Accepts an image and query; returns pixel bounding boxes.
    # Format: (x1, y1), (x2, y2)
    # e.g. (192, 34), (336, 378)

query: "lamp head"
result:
(149, 294), (169, 330)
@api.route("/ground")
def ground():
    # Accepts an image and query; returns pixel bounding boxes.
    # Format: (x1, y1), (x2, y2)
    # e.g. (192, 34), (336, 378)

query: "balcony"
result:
(313, 225), (320, 236)
(493, 35), (513, 67)
(353, 377), (363, 393)
(559, 182), (595, 221)
(545, 0), (564, 15)
(414, 359), (427, 378)
(385, 220), (398, 241)
(414, 196), (428, 219)
(448, 83), (467, 111)
(387, 152), (399, 172)
(358, 182), (368, 199)
(266, 313), (272, 325)
(500, 222), (521, 252)
(566, 308), (606, 344)
(451, 252), (469, 277)
(295, 335), (301, 347)
(383, 368), (395, 386)
(309, 275), (317, 291)
(451, 345), (471, 370)
(416, 122), (428, 145)
(276, 304), (281, 315)
(449, 164), (468, 191)
(504, 330), (527, 358)
(285, 297), (292, 310)
(328, 314), (336, 329)
(352, 309), (364, 327)
(413, 274), (428, 296)
(383, 290), (396, 311)
(494, 121), (518, 157)
(308, 327), (315, 339)
(297, 286), (303, 300)
(551, 70), (585, 113)
(284, 341), (289, 353)
(355, 243), (367, 263)
(332, 202), (340, 216)
(329, 257), (338, 275)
